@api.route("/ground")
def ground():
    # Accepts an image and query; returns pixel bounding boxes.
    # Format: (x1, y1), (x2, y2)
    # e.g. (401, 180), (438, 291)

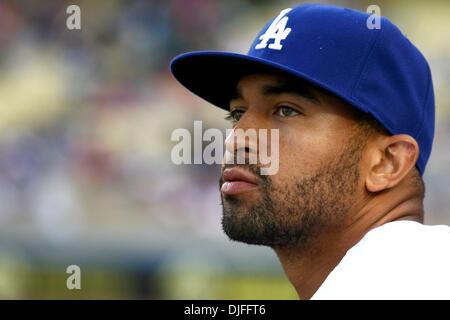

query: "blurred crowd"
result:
(0, 0), (236, 243)
(0, 0), (448, 298)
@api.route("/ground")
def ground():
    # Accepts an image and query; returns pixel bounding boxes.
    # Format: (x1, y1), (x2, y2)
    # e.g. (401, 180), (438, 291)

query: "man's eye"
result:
(225, 110), (244, 123)
(275, 106), (300, 117)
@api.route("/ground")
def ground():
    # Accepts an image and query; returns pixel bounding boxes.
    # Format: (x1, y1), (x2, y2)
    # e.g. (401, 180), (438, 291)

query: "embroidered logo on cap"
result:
(255, 8), (292, 50)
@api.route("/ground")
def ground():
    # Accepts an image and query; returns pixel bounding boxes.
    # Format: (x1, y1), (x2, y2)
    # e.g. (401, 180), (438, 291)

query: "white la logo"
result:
(255, 8), (292, 50)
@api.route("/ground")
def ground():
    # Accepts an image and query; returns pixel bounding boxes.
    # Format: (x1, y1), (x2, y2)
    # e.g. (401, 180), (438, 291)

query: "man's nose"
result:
(224, 112), (262, 164)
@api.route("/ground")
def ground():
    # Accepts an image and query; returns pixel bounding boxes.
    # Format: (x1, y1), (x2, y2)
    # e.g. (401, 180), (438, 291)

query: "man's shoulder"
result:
(353, 220), (450, 256)
(312, 221), (450, 299)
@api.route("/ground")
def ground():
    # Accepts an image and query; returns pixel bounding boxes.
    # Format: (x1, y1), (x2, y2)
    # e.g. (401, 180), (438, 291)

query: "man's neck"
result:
(273, 188), (423, 300)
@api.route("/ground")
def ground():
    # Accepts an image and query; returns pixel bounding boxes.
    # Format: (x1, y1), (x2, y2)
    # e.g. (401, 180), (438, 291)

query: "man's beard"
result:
(220, 138), (363, 250)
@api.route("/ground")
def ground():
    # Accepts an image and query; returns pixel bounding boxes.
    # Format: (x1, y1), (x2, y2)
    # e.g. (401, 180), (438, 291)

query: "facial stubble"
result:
(220, 136), (364, 251)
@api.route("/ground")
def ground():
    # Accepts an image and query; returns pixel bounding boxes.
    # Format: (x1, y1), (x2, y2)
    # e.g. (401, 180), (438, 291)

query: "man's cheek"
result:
(278, 140), (305, 169)
(259, 128), (279, 176)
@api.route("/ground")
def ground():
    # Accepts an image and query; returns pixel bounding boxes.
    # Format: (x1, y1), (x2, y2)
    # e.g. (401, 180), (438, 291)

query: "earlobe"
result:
(365, 135), (419, 193)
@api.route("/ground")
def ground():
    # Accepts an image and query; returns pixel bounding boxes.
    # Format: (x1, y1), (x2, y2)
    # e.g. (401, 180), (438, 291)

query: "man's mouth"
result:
(221, 167), (260, 195)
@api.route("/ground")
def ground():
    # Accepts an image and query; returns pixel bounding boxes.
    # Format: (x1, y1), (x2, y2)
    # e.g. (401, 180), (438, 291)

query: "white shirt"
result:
(312, 220), (450, 299)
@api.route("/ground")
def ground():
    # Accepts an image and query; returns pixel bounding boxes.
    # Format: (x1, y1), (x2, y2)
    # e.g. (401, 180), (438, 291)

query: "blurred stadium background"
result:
(0, 0), (448, 299)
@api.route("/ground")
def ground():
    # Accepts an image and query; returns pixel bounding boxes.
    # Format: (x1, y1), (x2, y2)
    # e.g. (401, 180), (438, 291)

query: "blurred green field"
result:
(0, 268), (297, 300)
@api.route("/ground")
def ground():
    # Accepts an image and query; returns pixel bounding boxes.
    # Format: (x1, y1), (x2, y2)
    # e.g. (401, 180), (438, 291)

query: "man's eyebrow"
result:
(229, 86), (243, 101)
(261, 81), (320, 104)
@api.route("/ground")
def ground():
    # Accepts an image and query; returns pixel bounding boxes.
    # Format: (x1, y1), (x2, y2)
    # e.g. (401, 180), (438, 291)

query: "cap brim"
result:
(170, 51), (362, 112)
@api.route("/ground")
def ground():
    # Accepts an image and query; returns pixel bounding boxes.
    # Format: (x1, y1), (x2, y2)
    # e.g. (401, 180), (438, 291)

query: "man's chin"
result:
(221, 205), (276, 246)
(221, 191), (261, 206)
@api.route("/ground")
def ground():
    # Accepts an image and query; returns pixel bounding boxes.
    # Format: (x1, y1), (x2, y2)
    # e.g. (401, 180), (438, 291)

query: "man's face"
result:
(220, 73), (368, 250)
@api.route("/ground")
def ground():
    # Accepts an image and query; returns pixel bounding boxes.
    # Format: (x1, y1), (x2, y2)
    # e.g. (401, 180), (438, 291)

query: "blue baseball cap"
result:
(170, 4), (435, 175)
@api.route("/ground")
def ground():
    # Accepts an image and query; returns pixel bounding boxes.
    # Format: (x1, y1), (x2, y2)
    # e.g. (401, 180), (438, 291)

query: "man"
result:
(170, 4), (449, 299)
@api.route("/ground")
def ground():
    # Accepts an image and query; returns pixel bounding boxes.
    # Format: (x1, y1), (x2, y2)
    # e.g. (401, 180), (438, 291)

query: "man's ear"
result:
(365, 134), (419, 193)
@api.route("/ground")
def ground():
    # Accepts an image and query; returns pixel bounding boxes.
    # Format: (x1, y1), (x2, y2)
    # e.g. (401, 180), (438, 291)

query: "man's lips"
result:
(221, 167), (260, 195)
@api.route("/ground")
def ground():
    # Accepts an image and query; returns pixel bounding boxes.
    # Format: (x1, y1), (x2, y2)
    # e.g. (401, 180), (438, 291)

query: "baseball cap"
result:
(170, 4), (435, 175)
